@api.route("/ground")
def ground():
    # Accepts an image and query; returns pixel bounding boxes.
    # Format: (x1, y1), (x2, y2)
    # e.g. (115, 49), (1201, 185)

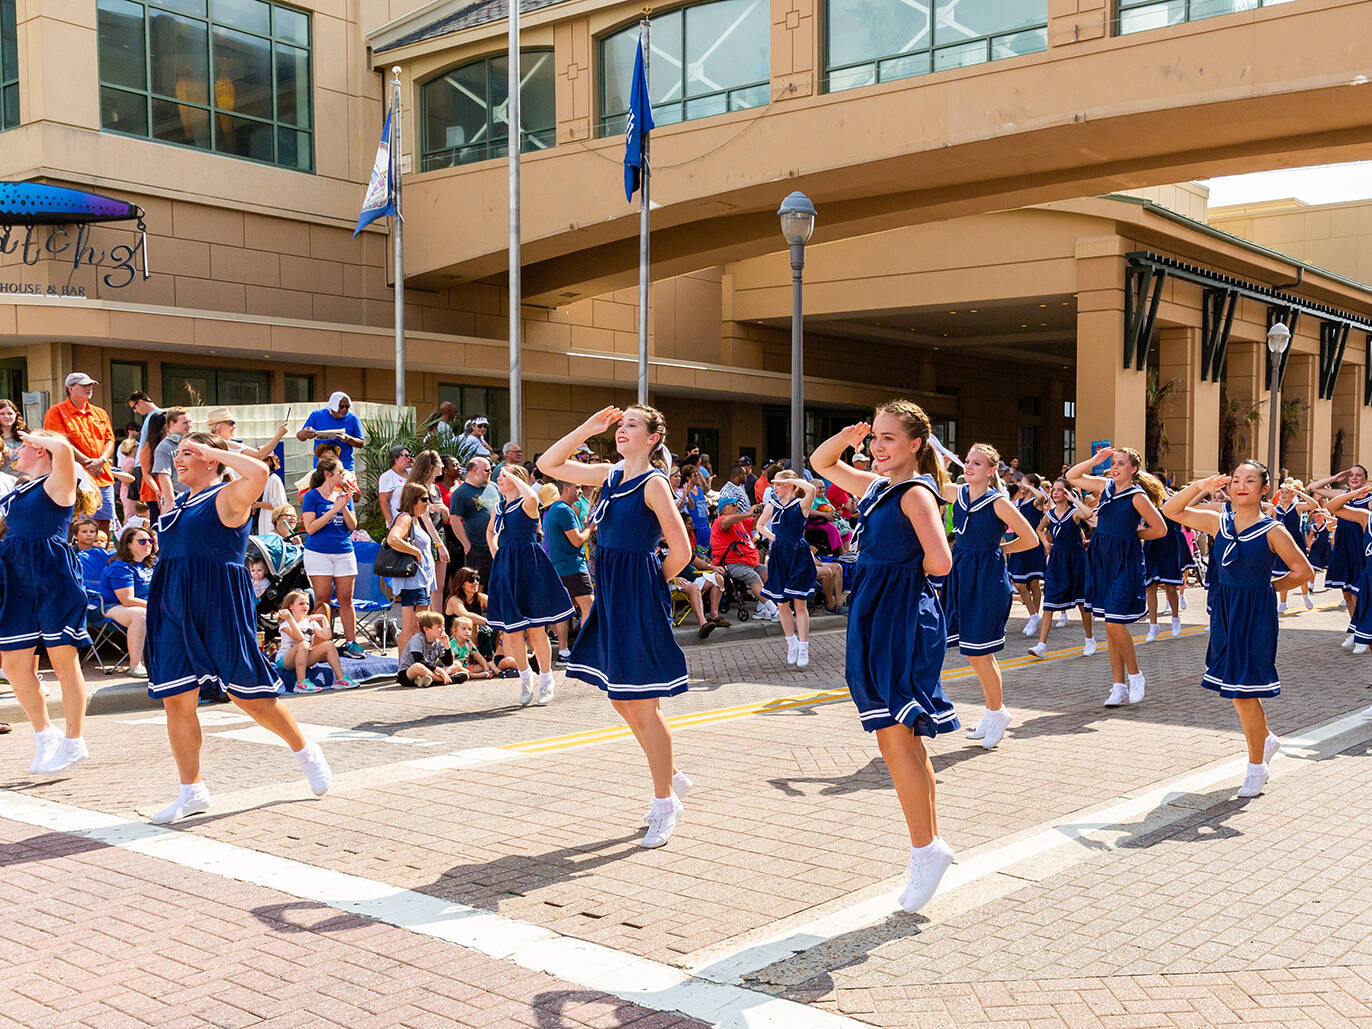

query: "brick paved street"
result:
(5, 597), (1372, 1027)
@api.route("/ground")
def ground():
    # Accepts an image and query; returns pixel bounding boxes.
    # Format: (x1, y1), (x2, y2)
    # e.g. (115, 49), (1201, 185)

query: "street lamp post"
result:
(1266, 321), (1291, 476)
(778, 191), (816, 473)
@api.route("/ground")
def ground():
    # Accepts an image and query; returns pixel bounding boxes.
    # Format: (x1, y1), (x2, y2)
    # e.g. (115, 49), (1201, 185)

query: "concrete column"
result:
(554, 18), (594, 144)
(1332, 342), (1366, 473)
(1075, 239), (1145, 460)
(1157, 326), (1220, 481)
(1282, 351), (1330, 482)
(16, 2), (101, 130)
(770, 0), (818, 101)
(1225, 341), (1270, 467)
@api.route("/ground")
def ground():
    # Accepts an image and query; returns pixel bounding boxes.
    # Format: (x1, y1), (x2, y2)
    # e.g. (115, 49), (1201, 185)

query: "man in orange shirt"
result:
(44, 372), (116, 530)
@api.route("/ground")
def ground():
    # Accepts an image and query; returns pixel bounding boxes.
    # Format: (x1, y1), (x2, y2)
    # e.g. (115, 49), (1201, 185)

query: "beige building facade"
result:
(1, 0), (1371, 483)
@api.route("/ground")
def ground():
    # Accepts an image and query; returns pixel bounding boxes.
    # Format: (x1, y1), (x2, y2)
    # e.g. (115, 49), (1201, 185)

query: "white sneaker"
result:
(1356, 643), (1369, 656)
(1028, 642), (1047, 659)
(981, 708), (1012, 749)
(128, 663), (148, 679)
(1170, 617), (1182, 638)
(1127, 672), (1145, 704)
(29, 729), (60, 773)
(1104, 683), (1129, 707)
(1144, 623), (1160, 643)
(898, 838), (955, 914)
(1304, 595), (1314, 610)
(796, 643), (810, 669)
(1342, 633), (1357, 651)
(1180, 594), (1189, 610)
(1277, 602), (1288, 614)
(641, 796), (683, 849)
(1082, 637), (1098, 657)
(786, 636), (798, 665)
(293, 742), (332, 797)
(1022, 614), (1040, 637)
(36, 737), (88, 774)
(1055, 611), (1068, 628)
(518, 676), (535, 706)
(536, 677), (555, 706)
(1263, 734), (1281, 764)
(1236, 763), (1269, 798)
(151, 783), (210, 825)
(965, 713), (989, 740)
(641, 772), (693, 825)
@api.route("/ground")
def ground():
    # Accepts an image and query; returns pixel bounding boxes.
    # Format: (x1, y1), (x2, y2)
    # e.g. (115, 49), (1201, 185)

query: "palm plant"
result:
(1279, 396), (1306, 474)
(1219, 388), (1262, 473)
(356, 410), (479, 538)
(1145, 370), (1180, 469)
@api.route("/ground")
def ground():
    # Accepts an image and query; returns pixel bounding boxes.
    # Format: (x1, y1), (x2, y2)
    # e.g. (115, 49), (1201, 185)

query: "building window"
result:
(932, 417), (958, 455)
(1116, 0), (1296, 35)
(437, 383), (510, 450)
(0, 0), (17, 130)
(1017, 395), (1042, 417)
(1018, 424), (1038, 470)
(283, 372), (312, 404)
(1063, 426), (1076, 464)
(599, 0), (770, 136)
(109, 361), (147, 408)
(162, 363), (271, 407)
(825, 0), (1048, 94)
(1063, 399), (1076, 418)
(421, 51), (554, 171)
(96, 0), (312, 171)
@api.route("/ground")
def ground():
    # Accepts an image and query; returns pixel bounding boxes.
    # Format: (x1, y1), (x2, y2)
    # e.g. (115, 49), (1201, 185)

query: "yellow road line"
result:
(504, 624), (1212, 756)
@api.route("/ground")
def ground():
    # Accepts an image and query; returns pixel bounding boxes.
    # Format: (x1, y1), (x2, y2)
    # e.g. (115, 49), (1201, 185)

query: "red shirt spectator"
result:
(711, 505), (759, 566)
(44, 373), (115, 488)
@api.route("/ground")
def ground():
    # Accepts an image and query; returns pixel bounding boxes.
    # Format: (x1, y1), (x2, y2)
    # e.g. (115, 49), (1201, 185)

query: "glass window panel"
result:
(422, 51), (553, 167)
(98, 0), (148, 91)
(651, 101), (683, 127)
(826, 0), (929, 70)
(647, 11), (684, 107)
(151, 96), (210, 147)
(109, 362), (146, 406)
(685, 0), (768, 101)
(518, 49), (555, 138)
(212, 0), (270, 35)
(215, 112), (273, 160)
(683, 92), (727, 120)
(728, 82), (768, 110)
(1190, 0), (1257, 19)
(878, 52), (930, 83)
(933, 0), (1045, 45)
(149, 10), (208, 102)
(932, 38), (988, 72)
(600, 111), (627, 135)
(101, 85), (148, 134)
(153, 0), (207, 16)
(991, 26), (1046, 60)
(275, 126), (311, 169)
(284, 373), (312, 403)
(2, 0), (18, 82)
(213, 25), (272, 120)
(274, 42), (309, 125)
(2, 83), (17, 129)
(825, 64), (875, 93)
(273, 4), (308, 44)
(1117, 1), (1184, 34)
(600, 29), (637, 118)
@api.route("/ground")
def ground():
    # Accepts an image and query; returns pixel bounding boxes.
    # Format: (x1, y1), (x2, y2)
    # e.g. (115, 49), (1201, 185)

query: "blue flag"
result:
(623, 38), (654, 203)
(354, 106), (395, 237)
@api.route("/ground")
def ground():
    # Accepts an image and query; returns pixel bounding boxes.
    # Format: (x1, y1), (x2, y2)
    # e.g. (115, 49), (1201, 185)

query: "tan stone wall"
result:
(1211, 198), (1372, 287)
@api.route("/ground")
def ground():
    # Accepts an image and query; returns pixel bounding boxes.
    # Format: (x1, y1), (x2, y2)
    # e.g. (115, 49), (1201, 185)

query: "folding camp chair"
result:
(338, 539), (398, 650)
(84, 589), (128, 675)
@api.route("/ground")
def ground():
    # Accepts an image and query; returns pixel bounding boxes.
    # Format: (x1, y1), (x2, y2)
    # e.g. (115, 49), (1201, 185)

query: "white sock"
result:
(910, 839), (942, 860)
(785, 634), (796, 645)
(798, 640), (808, 651)
(180, 781), (209, 800)
(35, 726), (59, 741)
(1083, 636), (1094, 644)
(1128, 671), (1144, 685)
(650, 795), (677, 814)
(539, 671), (554, 688)
(1248, 761), (1266, 774)
(519, 668), (532, 684)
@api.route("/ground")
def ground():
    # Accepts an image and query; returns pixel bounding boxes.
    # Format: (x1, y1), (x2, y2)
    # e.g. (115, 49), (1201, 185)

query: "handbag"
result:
(373, 542), (419, 578)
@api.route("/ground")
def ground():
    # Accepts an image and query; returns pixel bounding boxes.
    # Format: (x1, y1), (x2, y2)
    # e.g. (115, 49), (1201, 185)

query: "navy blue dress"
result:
(1204, 507), (1280, 699)
(844, 476), (958, 736)
(1269, 502), (1306, 579)
(1326, 495), (1370, 591)
(1144, 515), (1186, 586)
(1308, 523), (1332, 571)
(945, 485), (1012, 656)
(1086, 482), (1148, 624)
(0, 475), (91, 651)
(486, 497), (575, 632)
(566, 465), (687, 700)
(1043, 507), (1090, 611)
(1350, 524), (1372, 644)
(761, 498), (817, 601)
(1005, 498), (1045, 583)
(146, 483), (280, 700)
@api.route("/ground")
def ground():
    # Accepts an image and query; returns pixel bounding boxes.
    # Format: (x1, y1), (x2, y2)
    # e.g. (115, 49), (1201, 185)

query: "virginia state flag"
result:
(354, 106), (396, 237)
(623, 38), (654, 203)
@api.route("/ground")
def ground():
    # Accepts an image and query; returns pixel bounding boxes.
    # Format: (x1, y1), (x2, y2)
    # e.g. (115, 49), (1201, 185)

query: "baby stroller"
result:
(246, 533), (309, 641)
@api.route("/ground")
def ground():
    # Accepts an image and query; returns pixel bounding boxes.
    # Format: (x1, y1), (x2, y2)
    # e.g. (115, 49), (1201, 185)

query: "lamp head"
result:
(1266, 321), (1291, 355)
(778, 191), (817, 246)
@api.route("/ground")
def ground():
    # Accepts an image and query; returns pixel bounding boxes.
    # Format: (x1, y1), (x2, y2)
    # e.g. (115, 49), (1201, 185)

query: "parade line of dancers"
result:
(10, 397), (1371, 913)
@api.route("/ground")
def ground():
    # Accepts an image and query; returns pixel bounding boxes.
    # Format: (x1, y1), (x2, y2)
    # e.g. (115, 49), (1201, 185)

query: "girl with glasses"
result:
(100, 525), (157, 677)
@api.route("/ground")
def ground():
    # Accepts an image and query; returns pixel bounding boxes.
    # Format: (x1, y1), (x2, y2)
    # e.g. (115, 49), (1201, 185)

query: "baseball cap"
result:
(206, 407), (235, 427)
(471, 415), (489, 426)
(851, 452), (871, 464)
(736, 456), (753, 466)
(65, 372), (97, 388)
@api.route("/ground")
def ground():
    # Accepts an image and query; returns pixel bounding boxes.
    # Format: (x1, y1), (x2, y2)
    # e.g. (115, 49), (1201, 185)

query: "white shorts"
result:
(303, 549), (358, 578)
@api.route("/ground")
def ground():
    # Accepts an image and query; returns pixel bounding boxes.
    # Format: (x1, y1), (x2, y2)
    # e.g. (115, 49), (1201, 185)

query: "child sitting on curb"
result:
(278, 590), (358, 693)
(399, 610), (469, 688)
(449, 615), (512, 680)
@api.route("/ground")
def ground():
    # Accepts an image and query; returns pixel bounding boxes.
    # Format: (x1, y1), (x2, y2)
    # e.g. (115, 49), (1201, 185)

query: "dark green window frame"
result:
(419, 50), (555, 171)
(1117, 0), (1298, 34)
(96, 0), (313, 172)
(1, 0), (18, 131)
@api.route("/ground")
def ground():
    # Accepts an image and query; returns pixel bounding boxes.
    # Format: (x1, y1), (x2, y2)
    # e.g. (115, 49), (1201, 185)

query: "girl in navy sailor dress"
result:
(537, 405), (693, 850)
(809, 403), (959, 915)
(1066, 446), (1167, 709)
(1164, 462), (1313, 798)
(1005, 475), (1047, 638)
(2, 432), (95, 776)
(1313, 466), (1370, 634)
(1329, 481), (1372, 658)
(144, 434), (331, 826)
(1307, 509), (1333, 573)
(1028, 478), (1096, 661)
(1267, 482), (1316, 614)
(938, 445), (1039, 751)
(1143, 508), (1187, 643)
(486, 464), (574, 707)
(759, 471), (819, 668)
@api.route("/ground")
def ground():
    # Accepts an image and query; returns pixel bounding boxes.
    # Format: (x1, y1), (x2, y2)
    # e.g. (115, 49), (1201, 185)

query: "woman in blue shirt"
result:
(300, 457), (363, 657)
(100, 525), (156, 677)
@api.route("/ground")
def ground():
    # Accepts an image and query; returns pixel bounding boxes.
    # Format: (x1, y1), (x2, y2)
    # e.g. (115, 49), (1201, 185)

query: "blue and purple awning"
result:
(0, 182), (142, 226)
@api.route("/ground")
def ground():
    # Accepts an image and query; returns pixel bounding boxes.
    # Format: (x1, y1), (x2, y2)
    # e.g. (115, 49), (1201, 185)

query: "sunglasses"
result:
(133, 536), (152, 545)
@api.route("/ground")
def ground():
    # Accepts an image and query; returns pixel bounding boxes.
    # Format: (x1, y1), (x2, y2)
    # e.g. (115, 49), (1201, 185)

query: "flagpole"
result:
(635, 16), (651, 406)
(508, 0), (523, 445)
(391, 66), (405, 408)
